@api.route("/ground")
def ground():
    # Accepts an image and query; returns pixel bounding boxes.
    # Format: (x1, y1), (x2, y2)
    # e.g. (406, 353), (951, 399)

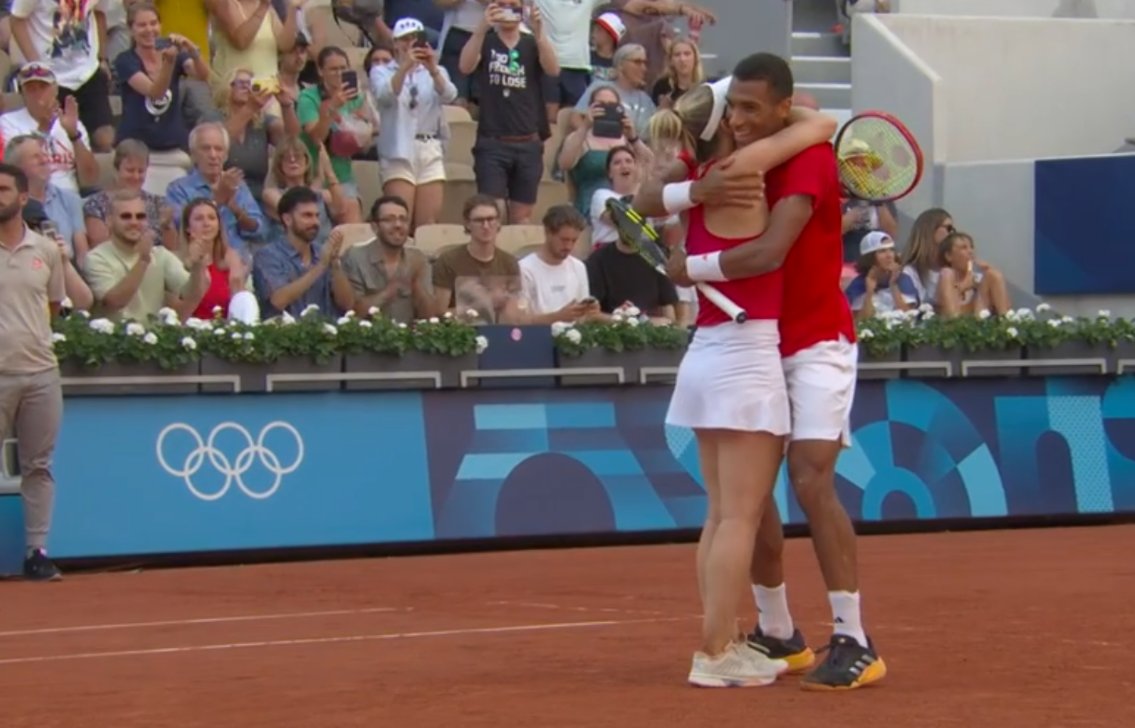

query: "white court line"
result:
(0, 607), (406, 638)
(0, 616), (687, 667)
(486, 600), (667, 616)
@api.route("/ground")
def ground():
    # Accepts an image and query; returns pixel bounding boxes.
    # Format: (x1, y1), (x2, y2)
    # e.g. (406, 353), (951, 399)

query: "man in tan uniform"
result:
(0, 162), (65, 582)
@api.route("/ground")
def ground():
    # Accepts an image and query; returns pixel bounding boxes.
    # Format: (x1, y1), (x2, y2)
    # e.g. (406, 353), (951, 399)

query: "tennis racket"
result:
(605, 197), (748, 324)
(834, 111), (923, 203)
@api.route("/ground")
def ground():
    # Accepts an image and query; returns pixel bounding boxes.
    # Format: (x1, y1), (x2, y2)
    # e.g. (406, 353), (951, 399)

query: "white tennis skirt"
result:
(665, 319), (790, 435)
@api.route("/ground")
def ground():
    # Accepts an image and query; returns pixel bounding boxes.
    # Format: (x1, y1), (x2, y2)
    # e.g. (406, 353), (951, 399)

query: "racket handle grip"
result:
(696, 282), (748, 323)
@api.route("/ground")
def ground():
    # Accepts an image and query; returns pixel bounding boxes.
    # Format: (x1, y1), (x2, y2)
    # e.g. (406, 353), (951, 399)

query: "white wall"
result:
(894, 0), (1135, 19)
(855, 15), (1135, 164)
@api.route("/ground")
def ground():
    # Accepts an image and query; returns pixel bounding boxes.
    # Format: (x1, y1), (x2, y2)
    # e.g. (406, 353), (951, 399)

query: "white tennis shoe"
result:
(688, 641), (789, 688)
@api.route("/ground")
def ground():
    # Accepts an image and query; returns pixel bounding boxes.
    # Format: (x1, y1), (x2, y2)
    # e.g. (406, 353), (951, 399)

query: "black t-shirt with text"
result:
(474, 31), (546, 139)
(586, 243), (679, 315)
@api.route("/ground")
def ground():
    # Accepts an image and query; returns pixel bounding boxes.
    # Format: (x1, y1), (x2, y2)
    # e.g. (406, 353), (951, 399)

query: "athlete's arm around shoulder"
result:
(731, 107), (838, 173)
(632, 157), (691, 218)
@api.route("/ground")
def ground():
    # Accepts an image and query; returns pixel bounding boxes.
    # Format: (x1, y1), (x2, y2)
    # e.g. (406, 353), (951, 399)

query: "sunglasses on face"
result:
(119, 212), (148, 221)
(231, 78), (252, 89)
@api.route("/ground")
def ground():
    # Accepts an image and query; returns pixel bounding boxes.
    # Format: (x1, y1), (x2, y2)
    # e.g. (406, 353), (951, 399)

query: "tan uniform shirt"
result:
(0, 227), (65, 374)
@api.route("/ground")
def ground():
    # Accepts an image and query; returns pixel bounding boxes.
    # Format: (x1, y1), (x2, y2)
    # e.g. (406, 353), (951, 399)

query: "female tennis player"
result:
(643, 76), (837, 688)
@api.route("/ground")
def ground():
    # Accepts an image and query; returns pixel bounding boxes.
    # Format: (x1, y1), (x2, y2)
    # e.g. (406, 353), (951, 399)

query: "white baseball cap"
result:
(859, 231), (895, 256)
(594, 12), (627, 43)
(392, 17), (426, 38)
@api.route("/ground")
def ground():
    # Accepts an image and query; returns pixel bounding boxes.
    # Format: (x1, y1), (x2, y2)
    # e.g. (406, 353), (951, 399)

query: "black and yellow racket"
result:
(606, 196), (747, 323)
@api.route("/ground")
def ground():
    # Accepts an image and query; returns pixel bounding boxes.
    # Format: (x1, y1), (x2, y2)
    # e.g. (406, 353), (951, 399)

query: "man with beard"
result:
(341, 195), (434, 323)
(0, 163), (66, 581)
(84, 190), (210, 323)
(253, 186), (354, 319)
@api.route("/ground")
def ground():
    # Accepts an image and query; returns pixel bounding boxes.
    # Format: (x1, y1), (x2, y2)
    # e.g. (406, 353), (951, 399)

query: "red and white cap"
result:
(594, 12), (627, 44)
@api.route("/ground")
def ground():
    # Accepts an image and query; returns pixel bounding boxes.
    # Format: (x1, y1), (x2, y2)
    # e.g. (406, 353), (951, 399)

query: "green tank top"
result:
(570, 149), (612, 219)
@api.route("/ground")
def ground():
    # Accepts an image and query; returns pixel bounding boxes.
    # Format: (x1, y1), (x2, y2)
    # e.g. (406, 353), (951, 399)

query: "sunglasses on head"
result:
(20, 66), (54, 81)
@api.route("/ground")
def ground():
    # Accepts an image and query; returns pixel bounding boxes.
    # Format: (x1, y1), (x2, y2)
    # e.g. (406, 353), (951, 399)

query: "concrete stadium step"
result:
(795, 82), (851, 110)
(791, 31), (847, 57)
(791, 55), (851, 84)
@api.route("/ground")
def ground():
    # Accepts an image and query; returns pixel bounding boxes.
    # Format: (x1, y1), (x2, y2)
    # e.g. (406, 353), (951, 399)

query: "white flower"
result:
(1099, 309), (1112, 319)
(1061, 315), (1075, 325)
(611, 312), (625, 323)
(157, 306), (179, 325)
(626, 317), (640, 327)
(280, 312), (297, 325)
(466, 309), (479, 319)
(302, 304), (320, 316)
(125, 322), (146, 337)
(918, 302), (935, 315)
(212, 305), (223, 316)
(859, 328), (874, 339)
(1006, 326), (1019, 339)
(443, 311), (454, 319)
(475, 335), (489, 354)
(337, 315), (352, 325)
(1047, 318), (1062, 328)
(231, 332), (242, 341)
(1036, 302), (1051, 313)
(565, 328), (583, 344)
(180, 337), (197, 350)
(1004, 310), (1018, 322)
(921, 311), (935, 321)
(428, 317), (440, 324)
(213, 328), (226, 336)
(244, 332), (255, 341)
(624, 305), (641, 317)
(322, 323), (338, 336)
(978, 309), (993, 320)
(74, 309), (90, 319)
(51, 332), (66, 343)
(142, 332), (158, 345)
(359, 320), (373, 329)
(1014, 307), (1034, 320)
(398, 322), (408, 329)
(185, 317), (212, 331)
(368, 306), (381, 316)
(551, 321), (570, 336)
(342, 310), (356, 319)
(89, 318), (115, 334)
(902, 309), (919, 321)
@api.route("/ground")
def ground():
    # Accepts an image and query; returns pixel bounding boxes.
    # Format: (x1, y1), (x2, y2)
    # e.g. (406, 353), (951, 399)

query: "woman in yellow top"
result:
(205, 0), (302, 114)
(155, 0), (212, 58)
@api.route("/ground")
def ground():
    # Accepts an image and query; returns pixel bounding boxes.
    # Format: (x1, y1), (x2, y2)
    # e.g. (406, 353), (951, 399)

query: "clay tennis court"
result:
(1, 525), (1131, 727)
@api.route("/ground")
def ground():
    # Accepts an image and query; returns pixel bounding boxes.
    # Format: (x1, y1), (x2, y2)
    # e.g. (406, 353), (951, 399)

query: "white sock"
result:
(829, 591), (868, 647)
(753, 583), (795, 640)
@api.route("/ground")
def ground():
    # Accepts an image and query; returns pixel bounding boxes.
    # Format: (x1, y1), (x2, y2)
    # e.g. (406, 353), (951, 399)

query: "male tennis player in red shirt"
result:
(637, 52), (886, 691)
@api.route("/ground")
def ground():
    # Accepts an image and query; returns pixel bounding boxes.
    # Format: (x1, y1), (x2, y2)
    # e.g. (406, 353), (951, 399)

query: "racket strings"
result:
(837, 117), (919, 199)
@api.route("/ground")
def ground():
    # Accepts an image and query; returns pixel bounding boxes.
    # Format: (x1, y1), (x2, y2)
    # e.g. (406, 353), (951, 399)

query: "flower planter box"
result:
(59, 360), (201, 396)
(199, 355), (344, 394)
(856, 347), (903, 380)
(1116, 341), (1135, 376)
(958, 346), (1024, 378)
(1025, 341), (1113, 377)
(901, 345), (961, 379)
(343, 351), (475, 390)
(555, 347), (686, 387)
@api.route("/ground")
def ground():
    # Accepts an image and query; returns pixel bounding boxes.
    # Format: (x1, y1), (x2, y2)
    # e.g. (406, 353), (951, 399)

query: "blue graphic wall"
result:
(1, 376), (1133, 567)
(1035, 154), (1135, 294)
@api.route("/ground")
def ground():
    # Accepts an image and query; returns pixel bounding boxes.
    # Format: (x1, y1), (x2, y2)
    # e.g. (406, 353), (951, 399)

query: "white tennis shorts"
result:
(666, 319), (790, 436)
(781, 335), (858, 446)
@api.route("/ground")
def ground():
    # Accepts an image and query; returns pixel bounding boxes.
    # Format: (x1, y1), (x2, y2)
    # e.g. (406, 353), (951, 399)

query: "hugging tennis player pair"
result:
(636, 51), (916, 691)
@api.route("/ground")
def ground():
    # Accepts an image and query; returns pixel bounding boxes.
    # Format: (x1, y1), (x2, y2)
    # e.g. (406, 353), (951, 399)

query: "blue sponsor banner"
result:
(1, 376), (1133, 565)
(1034, 154), (1135, 295)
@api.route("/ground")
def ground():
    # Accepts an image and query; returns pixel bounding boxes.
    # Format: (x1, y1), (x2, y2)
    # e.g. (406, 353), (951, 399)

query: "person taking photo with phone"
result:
(558, 84), (652, 218)
(298, 45), (379, 224)
(371, 17), (458, 232)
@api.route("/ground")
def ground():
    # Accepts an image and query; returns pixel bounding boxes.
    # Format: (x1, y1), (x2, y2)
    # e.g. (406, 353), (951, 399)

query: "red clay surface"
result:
(2, 525), (1133, 728)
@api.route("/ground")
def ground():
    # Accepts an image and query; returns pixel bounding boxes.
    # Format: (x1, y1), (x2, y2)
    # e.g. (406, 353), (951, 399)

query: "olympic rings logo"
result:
(155, 422), (304, 501)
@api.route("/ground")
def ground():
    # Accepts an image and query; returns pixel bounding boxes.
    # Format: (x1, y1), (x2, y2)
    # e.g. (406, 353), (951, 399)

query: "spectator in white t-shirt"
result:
(0, 63), (99, 194)
(9, 0), (116, 151)
(519, 204), (600, 323)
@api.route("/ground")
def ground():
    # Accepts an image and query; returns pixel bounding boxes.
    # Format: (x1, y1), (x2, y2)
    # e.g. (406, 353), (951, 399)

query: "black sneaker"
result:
(746, 627), (816, 673)
(23, 550), (62, 582)
(800, 634), (887, 691)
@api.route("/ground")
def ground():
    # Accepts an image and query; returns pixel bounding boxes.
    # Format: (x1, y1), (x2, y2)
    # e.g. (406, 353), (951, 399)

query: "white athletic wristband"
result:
(662, 180), (695, 215)
(686, 251), (727, 283)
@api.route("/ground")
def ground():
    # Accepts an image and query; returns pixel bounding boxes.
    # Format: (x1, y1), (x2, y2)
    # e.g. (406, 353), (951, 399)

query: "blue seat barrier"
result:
(2, 375), (1134, 569)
